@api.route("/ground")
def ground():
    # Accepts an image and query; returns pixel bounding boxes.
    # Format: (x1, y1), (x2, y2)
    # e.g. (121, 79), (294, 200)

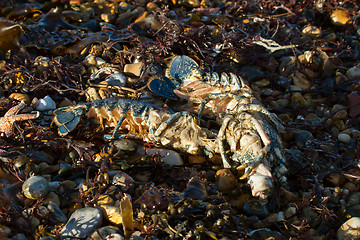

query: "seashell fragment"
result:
(32, 96), (56, 111)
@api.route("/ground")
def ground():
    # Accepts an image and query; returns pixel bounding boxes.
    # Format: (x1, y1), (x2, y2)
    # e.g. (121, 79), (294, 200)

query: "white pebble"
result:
(338, 133), (351, 144)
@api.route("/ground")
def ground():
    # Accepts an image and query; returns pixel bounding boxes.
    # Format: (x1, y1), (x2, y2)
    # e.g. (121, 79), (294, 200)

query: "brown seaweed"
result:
(0, 18), (23, 51)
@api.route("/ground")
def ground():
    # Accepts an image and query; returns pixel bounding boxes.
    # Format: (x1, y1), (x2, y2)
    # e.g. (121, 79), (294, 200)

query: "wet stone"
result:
(337, 217), (360, 240)
(243, 199), (269, 218)
(60, 207), (103, 238)
(100, 205), (122, 225)
(250, 228), (282, 240)
(302, 25), (321, 39)
(338, 133), (351, 144)
(111, 171), (135, 192)
(88, 226), (121, 240)
(295, 130), (314, 148)
(22, 175), (50, 200)
(146, 149), (184, 166)
(215, 169), (237, 192)
(33, 96), (56, 111)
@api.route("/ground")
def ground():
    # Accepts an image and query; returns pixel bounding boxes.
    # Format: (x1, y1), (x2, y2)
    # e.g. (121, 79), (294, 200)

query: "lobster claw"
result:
(147, 75), (178, 100)
(53, 106), (84, 136)
(168, 55), (200, 80)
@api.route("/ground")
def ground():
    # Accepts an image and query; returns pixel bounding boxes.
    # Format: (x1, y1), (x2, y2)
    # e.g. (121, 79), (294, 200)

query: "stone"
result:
(337, 217), (360, 240)
(295, 130), (314, 148)
(0, 225), (11, 237)
(100, 205), (122, 225)
(33, 96), (56, 111)
(124, 62), (143, 77)
(47, 201), (67, 223)
(188, 155), (206, 164)
(291, 92), (307, 108)
(96, 195), (115, 206)
(146, 149), (184, 166)
(325, 172), (346, 187)
(134, 171), (151, 182)
(88, 226), (120, 240)
(330, 9), (351, 27)
(338, 133), (351, 144)
(111, 171), (135, 192)
(243, 199), (269, 218)
(215, 169), (237, 192)
(347, 67), (360, 81)
(291, 71), (311, 90)
(43, 192), (61, 206)
(105, 73), (127, 87)
(22, 176), (50, 199)
(61, 207), (103, 238)
(302, 26), (321, 39)
(250, 228), (282, 240)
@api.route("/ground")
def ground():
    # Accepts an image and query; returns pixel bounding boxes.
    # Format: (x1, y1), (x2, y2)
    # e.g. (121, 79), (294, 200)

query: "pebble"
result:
(124, 62), (143, 77)
(250, 228), (282, 240)
(106, 139), (138, 155)
(243, 199), (269, 218)
(88, 226), (120, 240)
(105, 73), (127, 87)
(295, 130), (314, 148)
(347, 67), (360, 81)
(111, 171), (135, 192)
(11, 233), (27, 240)
(47, 201), (67, 223)
(33, 96), (56, 111)
(188, 155), (206, 164)
(100, 205), (123, 225)
(291, 92), (307, 108)
(330, 9), (351, 27)
(302, 26), (321, 39)
(285, 206), (297, 219)
(291, 71), (311, 90)
(43, 192), (61, 206)
(134, 171), (151, 182)
(325, 172), (346, 187)
(22, 175), (50, 199)
(183, 177), (207, 199)
(240, 66), (264, 81)
(0, 225), (11, 237)
(61, 207), (103, 238)
(146, 149), (184, 166)
(96, 195), (115, 206)
(104, 233), (124, 240)
(215, 169), (237, 192)
(338, 133), (351, 144)
(337, 217), (360, 240)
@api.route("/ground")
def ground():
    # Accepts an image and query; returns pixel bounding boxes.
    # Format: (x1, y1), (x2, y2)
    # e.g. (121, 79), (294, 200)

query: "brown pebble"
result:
(343, 182), (358, 192)
(188, 155), (206, 164)
(325, 172), (346, 187)
(124, 62), (143, 77)
(291, 71), (311, 90)
(330, 9), (351, 26)
(215, 169), (237, 192)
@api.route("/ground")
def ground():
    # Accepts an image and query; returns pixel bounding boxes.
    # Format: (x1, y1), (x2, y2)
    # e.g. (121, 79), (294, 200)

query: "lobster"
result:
(52, 98), (217, 156)
(163, 55), (287, 200)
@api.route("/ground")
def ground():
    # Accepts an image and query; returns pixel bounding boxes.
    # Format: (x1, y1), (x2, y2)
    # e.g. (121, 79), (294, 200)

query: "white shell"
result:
(34, 96), (56, 111)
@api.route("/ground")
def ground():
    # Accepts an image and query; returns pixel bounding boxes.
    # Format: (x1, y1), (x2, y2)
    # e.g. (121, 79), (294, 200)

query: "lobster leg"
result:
(197, 92), (282, 131)
(197, 92), (246, 120)
(217, 116), (232, 168)
(153, 112), (190, 137)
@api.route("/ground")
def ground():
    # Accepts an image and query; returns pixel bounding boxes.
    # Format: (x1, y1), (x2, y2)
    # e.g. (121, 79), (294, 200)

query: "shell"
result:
(9, 93), (31, 105)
